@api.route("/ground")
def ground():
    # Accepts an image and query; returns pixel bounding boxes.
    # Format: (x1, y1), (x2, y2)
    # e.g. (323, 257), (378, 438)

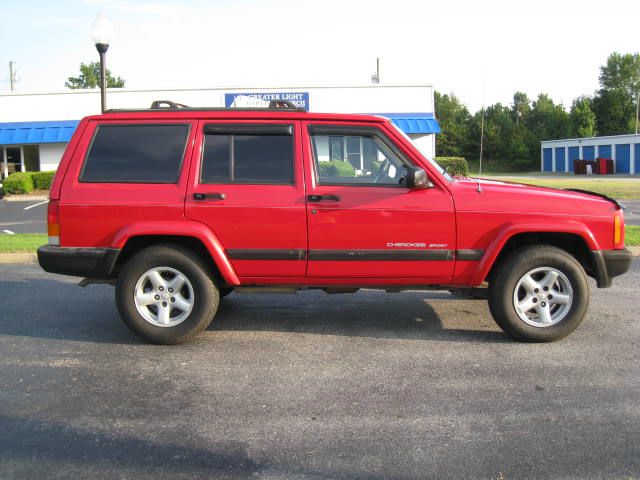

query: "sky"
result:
(1, 0), (639, 113)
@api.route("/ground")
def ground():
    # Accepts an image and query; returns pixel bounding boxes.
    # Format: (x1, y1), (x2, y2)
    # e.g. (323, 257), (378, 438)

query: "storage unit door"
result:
(543, 148), (553, 171)
(582, 146), (595, 160)
(615, 144), (630, 173)
(555, 147), (565, 172)
(598, 145), (612, 159)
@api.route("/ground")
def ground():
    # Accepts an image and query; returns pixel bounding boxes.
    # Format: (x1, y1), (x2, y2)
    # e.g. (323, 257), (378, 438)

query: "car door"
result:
(303, 122), (455, 280)
(185, 120), (307, 278)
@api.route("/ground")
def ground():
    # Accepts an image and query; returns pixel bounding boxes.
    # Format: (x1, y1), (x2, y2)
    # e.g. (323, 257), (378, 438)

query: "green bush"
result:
(435, 156), (469, 176)
(30, 171), (56, 190)
(318, 160), (356, 178)
(4, 172), (34, 194)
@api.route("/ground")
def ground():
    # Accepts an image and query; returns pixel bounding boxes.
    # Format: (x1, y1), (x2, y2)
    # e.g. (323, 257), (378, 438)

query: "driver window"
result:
(311, 133), (408, 185)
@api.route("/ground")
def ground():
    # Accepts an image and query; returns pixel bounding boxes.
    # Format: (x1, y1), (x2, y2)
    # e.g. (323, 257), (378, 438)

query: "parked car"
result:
(38, 101), (632, 344)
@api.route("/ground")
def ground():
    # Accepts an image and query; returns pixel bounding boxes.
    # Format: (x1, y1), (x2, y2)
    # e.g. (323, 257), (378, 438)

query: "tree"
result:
(434, 91), (471, 157)
(569, 96), (596, 138)
(528, 93), (570, 141)
(593, 52), (640, 135)
(512, 91), (531, 125)
(593, 87), (635, 135)
(599, 52), (640, 100)
(65, 61), (126, 89)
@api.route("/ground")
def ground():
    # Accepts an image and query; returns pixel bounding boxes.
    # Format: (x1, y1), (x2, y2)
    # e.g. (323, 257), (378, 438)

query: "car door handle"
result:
(307, 194), (340, 202)
(193, 192), (226, 201)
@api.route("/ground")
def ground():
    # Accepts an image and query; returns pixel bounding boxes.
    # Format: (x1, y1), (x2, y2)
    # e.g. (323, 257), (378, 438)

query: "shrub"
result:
(4, 172), (34, 194)
(30, 171), (56, 190)
(318, 160), (356, 178)
(435, 156), (468, 176)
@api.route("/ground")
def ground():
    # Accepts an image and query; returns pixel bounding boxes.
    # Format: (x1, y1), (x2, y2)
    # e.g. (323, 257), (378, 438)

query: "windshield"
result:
(389, 122), (453, 182)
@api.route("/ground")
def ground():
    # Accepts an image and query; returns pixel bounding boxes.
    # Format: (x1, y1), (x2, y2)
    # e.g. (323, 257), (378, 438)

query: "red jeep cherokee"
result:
(37, 102), (632, 344)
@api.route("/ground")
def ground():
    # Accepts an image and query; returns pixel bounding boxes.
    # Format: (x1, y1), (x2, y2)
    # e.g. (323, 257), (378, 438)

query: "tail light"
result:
(613, 209), (624, 249)
(47, 199), (60, 246)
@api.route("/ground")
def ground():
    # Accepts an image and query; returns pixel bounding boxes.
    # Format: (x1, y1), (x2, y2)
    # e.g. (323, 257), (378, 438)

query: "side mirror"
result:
(405, 167), (432, 189)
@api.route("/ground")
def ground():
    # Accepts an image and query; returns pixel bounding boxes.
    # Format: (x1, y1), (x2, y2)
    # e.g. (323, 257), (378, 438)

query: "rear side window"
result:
(81, 124), (190, 183)
(200, 124), (294, 184)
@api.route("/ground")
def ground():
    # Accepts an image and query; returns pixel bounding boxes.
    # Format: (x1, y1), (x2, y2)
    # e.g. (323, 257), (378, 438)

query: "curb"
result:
(0, 253), (37, 264)
(629, 246), (640, 257)
(3, 195), (49, 202)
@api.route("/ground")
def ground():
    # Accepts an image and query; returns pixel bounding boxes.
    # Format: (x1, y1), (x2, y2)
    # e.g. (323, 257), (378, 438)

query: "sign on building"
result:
(224, 92), (310, 110)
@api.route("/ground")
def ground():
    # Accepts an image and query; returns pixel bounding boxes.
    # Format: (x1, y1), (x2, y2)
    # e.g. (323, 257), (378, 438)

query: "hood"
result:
(449, 176), (619, 216)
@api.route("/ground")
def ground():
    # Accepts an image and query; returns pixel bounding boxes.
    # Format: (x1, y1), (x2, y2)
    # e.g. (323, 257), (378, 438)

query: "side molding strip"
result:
(309, 249), (454, 261)
(225, 249), (485, 262)
(456, 249), (484, 261)
(227, 249), (307, 260)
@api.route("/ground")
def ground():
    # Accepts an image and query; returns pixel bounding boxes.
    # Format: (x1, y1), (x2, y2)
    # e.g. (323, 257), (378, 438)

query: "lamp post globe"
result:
(91, 13), (113, 113)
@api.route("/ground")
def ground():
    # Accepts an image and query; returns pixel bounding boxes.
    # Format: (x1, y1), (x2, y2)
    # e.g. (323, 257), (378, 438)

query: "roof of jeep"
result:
(84, 110), (388, 124)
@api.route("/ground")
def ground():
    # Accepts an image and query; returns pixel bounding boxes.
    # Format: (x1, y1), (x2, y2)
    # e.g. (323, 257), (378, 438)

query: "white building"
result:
(541, 134), (640, 175)
(0, 84), (440, 178)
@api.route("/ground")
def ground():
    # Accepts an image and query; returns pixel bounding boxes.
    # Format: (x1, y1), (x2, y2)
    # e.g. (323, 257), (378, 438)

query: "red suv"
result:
(38, 102), (632, 344)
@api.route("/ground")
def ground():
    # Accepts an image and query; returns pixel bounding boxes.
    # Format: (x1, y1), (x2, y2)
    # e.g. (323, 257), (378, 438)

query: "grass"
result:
(626, 226), (640, 246)
(0, 233), (47, 253)
(480, 176), (640, 200)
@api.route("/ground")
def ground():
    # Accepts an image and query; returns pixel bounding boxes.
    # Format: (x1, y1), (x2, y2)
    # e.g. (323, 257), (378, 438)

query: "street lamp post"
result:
(91, 13), (113, 114)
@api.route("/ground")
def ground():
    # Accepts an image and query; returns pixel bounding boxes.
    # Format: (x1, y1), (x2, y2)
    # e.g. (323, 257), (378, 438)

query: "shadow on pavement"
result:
(0, 413), (260, 479)
(210, 291), (508, 344)
(0, 275), (508, 344)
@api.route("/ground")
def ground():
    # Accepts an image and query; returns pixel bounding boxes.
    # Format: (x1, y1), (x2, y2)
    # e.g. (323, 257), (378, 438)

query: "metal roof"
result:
(377, 113), (441, 135)
(0, 120), (79, 145)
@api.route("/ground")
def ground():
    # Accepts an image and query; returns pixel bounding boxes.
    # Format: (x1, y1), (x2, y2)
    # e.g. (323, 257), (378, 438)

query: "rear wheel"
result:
(116, 245), (219, 344)
(488, 246), (589, 342)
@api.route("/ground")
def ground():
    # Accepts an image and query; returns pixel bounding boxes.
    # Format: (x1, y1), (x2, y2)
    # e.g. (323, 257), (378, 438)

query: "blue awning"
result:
(375, 112), (441, 135)
(0, 120), (79, 145)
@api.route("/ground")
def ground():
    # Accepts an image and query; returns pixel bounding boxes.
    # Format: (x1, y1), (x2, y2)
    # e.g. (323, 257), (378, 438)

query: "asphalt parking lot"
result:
(0, 199), (48, 234)
(0, 261), (638, 479)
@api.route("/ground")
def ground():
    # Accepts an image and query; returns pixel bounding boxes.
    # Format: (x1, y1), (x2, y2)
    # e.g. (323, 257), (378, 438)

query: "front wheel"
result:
(116, 245), (219, 344)
(488, 245), (589, 342)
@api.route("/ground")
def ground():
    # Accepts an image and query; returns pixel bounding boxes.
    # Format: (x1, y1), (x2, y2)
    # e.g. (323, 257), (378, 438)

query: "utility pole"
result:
(479, 67), (487, 176)
(479, 104), (486, 176)
(9, 61), (15, 92)
(371, 57), (380, 84)
(636, 91), (640, 135)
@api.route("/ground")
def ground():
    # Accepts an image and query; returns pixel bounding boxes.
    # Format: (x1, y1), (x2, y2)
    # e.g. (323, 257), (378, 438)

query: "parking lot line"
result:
(23, 200), (49, 210)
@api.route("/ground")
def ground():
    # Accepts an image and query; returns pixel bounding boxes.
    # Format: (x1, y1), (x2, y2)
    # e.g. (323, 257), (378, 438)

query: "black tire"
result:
(488, 245), (589, 342)
(115, 244), (219, 344)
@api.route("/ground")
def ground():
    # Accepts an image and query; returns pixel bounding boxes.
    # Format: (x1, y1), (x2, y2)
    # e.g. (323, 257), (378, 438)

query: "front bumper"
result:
(37, 245), (120, 279)
(591, 248), (633, 288)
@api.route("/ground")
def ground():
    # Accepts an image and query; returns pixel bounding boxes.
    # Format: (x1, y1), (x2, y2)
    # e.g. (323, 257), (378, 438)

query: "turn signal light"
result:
(47, 199), (60, 246)
(613, 211), (624, 249)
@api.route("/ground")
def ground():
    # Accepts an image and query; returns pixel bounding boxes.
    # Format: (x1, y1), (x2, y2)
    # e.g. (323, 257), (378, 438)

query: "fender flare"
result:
(470, 221), (600, 285)
(111, 220), (240, 286)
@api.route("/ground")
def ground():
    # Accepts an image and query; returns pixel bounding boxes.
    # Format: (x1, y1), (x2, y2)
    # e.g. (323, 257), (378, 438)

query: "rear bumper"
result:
(37, 245), (120, 279)
(591, 248), (633, 288)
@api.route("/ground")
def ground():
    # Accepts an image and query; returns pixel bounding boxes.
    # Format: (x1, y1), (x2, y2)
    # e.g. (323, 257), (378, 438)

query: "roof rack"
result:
(105, 99), (306, 114)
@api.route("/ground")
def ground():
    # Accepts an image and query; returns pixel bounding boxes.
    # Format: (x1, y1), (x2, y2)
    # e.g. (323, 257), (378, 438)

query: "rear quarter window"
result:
(80, 124), (190, 183)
